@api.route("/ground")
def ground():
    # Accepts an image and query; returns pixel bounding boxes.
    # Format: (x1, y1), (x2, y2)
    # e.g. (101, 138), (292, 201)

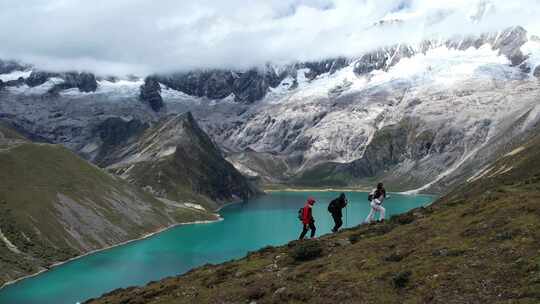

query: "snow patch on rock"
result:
(6, 77), (64, 95)
(0, 70), (32, 82)
(0, 228), (22, 254)
(521, 38), (540, 74)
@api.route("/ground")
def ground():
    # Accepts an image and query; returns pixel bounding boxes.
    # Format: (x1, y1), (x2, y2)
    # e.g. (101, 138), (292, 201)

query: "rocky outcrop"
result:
(139, 77), (164, 112)
(231, 68), (281, 103)
(157, 70), (235, 100)
(92, 117), (149, 166)
(21, 70), (98, 92)
(354, 45), (415, 75)
(300, 57), (350, 80)
(154, 65), (287, 104)
(3, 77), (25, 87)
(326, 118), (461, 187)
(490, 26), (528, 66)
(153, 60), (353, 104)
(291, 119), (435, 187)
(26, 71), (58, 87)
(49, 72), (98, 93)
(343, 119), (418, 178)
(0, 60), (26, 74)
(534, 66), (540, 78)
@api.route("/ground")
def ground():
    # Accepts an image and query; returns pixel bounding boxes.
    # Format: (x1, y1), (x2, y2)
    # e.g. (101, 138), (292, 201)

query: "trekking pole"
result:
(345, 201), (348, 228)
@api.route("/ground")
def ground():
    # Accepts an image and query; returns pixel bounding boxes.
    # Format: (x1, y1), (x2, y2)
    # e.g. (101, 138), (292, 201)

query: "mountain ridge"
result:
(1, 25), (539, 196)
(105, 112), (260, 210)
(0, 26), (531, 103)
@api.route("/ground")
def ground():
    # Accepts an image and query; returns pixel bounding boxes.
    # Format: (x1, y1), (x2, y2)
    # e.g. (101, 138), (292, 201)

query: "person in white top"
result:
(365, 182), (386, 223)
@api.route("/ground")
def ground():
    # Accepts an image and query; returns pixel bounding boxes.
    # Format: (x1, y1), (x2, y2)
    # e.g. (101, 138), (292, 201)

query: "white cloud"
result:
(0, 0), (538, 75)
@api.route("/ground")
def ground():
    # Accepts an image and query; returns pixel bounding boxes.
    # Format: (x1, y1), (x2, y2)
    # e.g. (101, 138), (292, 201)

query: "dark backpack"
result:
(328, 200), (337, 213)
(298, 207), (304, 221)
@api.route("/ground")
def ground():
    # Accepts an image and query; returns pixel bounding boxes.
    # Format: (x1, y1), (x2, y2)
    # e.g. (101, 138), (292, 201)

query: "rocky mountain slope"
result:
(102, 112), (259, 210)
(1, 26), (540, 194)
(213, 26), (540, 192)
(87, 120), (540, 304)
(0, 124), (216, 286)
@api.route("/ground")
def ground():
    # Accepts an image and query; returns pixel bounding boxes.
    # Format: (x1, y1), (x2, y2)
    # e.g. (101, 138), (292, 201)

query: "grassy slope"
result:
(89, 131), (540, 303)
(122, 156), (221, 210)
(0, 129), (215, 285)
(111, 113), (260, 211)
(0, 123), (26, 141)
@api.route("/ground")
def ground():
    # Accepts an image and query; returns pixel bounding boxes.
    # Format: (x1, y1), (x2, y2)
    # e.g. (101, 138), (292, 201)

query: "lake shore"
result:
(264, 187), (372, 193)
(264, 187), (435, 196)
(0, 196), (264, 290)
(0, 216), (223, 290)
(216, 200), (243, 212)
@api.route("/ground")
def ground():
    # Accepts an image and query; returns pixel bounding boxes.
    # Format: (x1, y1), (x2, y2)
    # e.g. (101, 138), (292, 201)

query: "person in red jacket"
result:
(299, 197), (316, 240)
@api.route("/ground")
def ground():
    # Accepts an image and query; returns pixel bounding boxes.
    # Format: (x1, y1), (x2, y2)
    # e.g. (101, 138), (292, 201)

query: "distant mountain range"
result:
(1, 26), (539, 194)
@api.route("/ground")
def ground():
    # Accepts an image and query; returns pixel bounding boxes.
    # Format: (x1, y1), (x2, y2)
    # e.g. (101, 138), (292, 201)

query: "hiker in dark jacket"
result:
(299, 197), (316, 240)
(328, 193), (348, 232)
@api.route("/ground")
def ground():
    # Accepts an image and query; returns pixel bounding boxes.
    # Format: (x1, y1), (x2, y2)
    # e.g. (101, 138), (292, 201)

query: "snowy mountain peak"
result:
(1, 25), (540, 193)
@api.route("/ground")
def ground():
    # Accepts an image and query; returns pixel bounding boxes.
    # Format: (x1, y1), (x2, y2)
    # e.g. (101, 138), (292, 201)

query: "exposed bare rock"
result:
(139, 76), (164, 112)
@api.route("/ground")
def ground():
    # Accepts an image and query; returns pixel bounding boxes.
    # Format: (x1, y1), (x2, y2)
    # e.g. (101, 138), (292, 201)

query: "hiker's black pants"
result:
(299, 221), (316, 239)
(332, 213), (343, 232)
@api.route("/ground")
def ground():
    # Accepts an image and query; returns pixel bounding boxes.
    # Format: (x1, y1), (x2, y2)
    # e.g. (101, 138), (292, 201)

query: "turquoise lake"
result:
(0, 191), (434, 304)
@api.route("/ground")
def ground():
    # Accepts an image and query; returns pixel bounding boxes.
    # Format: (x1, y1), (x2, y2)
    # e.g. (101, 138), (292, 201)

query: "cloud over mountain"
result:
(0, 0), (538, 75)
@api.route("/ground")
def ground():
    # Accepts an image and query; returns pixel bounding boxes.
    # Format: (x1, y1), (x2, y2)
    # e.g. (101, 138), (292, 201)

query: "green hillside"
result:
(0, 126), (216, 286)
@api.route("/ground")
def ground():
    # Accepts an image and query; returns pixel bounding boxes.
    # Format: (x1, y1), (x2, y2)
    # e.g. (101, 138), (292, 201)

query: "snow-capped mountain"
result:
(1, 26), (539, 193)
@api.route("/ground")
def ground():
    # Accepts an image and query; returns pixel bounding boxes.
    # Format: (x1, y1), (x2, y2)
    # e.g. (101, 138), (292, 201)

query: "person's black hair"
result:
(339, 193), (346, 199)
(377, 182), (384, 189)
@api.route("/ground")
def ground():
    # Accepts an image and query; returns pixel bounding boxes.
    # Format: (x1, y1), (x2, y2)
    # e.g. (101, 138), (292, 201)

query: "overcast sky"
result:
(0, 0), (538, 75)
